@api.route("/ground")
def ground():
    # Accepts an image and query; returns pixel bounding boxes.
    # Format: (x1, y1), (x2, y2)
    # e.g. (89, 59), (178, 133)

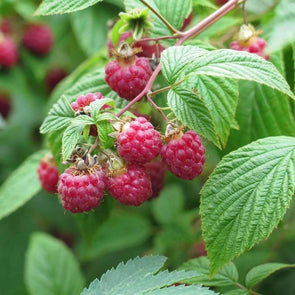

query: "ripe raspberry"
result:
(161, 130), (205, 180)
(135, 40), (165, 58)
(71, 92), (105, 112)
(105, 42), (152, 100)
(0, 91), (11, 119)
(22, 24), (53, 55)
(0, 36), (18, 68)
(0, 18), (12, 35)
(107, 164), (152, 206)
(216, 0), (228, 5)
(144, 160), (166, 198)
(37, 154), (59, 194)
(46, 68), (67, 92)
(58, 167), (106, 213)
(192, 241), (207, 258)
(117, 117), (162, 164)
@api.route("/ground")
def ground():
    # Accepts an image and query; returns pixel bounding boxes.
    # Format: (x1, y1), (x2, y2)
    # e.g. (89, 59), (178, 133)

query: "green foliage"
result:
(180, 257), (238, 287)
(245, 263), (295, 289)
(201, 136), (295, 275)
(25, 233), (85, 295)
(82, 255), (217, 295)
(35, 0), (103, 15)
(0, 150), (48, 221)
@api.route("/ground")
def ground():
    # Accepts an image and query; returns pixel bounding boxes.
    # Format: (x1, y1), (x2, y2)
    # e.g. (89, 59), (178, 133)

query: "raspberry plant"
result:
(1, 0), (295, 294)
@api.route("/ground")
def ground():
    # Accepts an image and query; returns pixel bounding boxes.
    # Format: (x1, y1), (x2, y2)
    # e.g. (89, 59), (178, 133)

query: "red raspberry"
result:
(161, 130), (205, 180)
(46, 68), (67, 92)
(144, 160), (166, 198)
(37, 154), (59, 194)
(180, 12), (193, 31)
(58, 167), (106, 213)
(107, 164), (152, 206)
(105, 57), (151, 100)
(136, 40), (165, 58)
(0, 36), (18, 68)
(0, 19), (12, 35)
(192, 241), (207, 258)
(105, 42), (152, 100)
(117, 117), (162, 164)
(71, 92), (105, 112)
(216, 0), (228, 5)
(22, 24), (53, 55)
(0, 91), (11, 119)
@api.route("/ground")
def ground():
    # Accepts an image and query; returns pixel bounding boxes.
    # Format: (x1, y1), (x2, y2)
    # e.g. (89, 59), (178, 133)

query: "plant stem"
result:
(138, 0), (178, 34)
(149, 78), (187, 97)
(116, 0), (245, 117)
(146, 93), (169, 122)
(88, 136), (100, 155)
(134, 35), (180, 43)
(235, 282), (261, 295)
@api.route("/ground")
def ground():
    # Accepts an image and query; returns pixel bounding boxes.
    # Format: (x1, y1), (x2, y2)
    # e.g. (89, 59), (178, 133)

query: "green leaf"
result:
(25, 233), (85, 295)
(35, 0), (103, 15)
(72, 115), (95, 125)
(125, 0), (192, 42)
(40, 95), (74, 134)
(226, 80), (295, 152)
(192, 76), (239, 147)
(142, 285), (218, 295)
(0, 150), (47, 220)
(167, 87), (220, 147)
(161, 46), (295, 99)
(62, 123), (85, 161)
(263, 0), (295, 53)
(192, 0), (217, 10)
(201, 136), (295, 275)
(70, 4), (119, 56)
(82, 255), (215, 295)
(223, 289), (248, 295)
(89, 98), (116, 120)
(151, 184), (184, 225)
(245, 263), (295, 289)
(179, 256), (238, 287)
(79, 213), (152, 261)
(96, 121), (115, 149)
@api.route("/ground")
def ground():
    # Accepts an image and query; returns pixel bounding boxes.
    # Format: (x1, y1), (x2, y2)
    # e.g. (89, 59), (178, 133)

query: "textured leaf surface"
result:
(79, 213), (152, 261)
(161, 46), (295, 99)
(245, 263), (295, 289)
(125, 0), (192, 42)
(180, 256), (238, 287)
(143, 285), (217, 295)
(0, 150), (47, 220)
(82, 255), (207, 295)
(25, 233), (85, 295)
(201, 136), (295, 275)
(35, 0), (103, 15)
(226, 80), (295, 152)
(168, 87), (219, 147)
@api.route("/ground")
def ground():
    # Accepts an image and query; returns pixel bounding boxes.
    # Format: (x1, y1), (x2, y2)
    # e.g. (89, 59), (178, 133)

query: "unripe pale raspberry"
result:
(22, 24), (53, 55)
(161, 130), (205, 180)
(0, 36), (18, 68)
(37, 154), (59, 194)
(46, 68), (67, 92)
(107, 164), (152, 206)
(144, 160), (166, 198)
(58, 167), (106, 213)
(71, 92), (105, 112)
(117, 117), (162, 164)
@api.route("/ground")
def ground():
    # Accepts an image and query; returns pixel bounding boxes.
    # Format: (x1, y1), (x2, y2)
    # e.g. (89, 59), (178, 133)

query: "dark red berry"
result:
(0, 36), (18, 68)
(22, 24), (53, 55)
(0, 92), (11, 119)
(180, 12), (193, 31)
(117, 117), (162, 164)
(37, 154), (59, 194)
(107, 164), (152, 206)
(0, 18), (12, 35)
(46, 68), (67, 92)
(58, 167), (106, 213)
(161, 130), (205, 180)
(144, 160), (166, 198)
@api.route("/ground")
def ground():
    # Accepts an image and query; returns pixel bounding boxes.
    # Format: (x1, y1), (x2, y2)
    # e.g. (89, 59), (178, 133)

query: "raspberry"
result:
(22, 24), (53, 55)
(161, 130), (205, 180)
(136, 40), (165, 58)
(180, 12), (193, 31)
(0, 36), (18, 68)
(107, 164), (152, 206)
(37, 154), (59, 194)
(216, 0), (228, 5)
(0, 91), (11, 119)
(46, 68), (67, 92)
(58, 167), (106, 213)
(71, 92), (107, 112)
(105, 42), (152, 100)
(117, 117), (162, 164)
(144, 160), (166, 198)
(0, 19), (12, 35)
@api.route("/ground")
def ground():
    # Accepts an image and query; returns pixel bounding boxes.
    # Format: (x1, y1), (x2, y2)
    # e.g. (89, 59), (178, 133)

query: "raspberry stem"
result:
(146, 93), (169, 122)
(116, 0), (245, 118)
